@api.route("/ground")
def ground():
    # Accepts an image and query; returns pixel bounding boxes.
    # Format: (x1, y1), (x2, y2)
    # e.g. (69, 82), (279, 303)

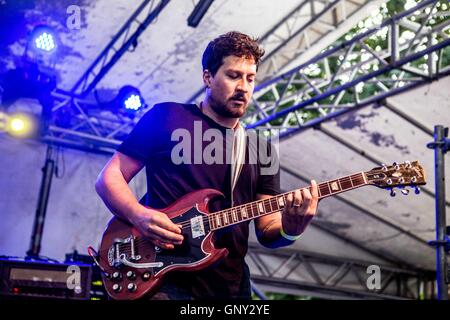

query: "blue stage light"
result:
(115, 86), (145, 114)
(31, 26), (58, 53)
(124, 94), (143, 111)
(35, 32), (56, 52)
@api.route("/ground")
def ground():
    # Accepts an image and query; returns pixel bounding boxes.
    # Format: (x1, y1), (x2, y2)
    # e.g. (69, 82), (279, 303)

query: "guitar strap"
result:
(197, 102), (246, 207)
(230, 122), (246, 207)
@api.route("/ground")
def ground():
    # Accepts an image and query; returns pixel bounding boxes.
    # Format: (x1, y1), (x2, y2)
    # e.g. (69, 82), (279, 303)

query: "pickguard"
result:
(152, 206), (212, 274)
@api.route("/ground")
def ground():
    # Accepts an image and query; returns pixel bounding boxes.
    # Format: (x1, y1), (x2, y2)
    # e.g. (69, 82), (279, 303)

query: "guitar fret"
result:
(241, 206), (248, 219)
(223, 211), (229, 225)
(340, 178), (353, 190)
(278, 196), (285, 208)
(232, 208), (238, 222)
(236, 207), (242, 221)
(270, 198), (279, 211)
(319, 184), (330, 195)
(264, 200), (271, 214)
(268, 199), (274, 212)
(361, 171), (368, 184)
(215, 214), (221, 227)
(325, 182), (332, 195)
(248, 205), (253, 218)
(209, 215), (215, 229)
(258, 202), (264, 215)
(207, 216), (212, 229)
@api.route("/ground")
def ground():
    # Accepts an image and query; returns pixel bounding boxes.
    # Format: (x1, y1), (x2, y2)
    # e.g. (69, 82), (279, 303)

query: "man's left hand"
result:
(281, 180), (319, 236)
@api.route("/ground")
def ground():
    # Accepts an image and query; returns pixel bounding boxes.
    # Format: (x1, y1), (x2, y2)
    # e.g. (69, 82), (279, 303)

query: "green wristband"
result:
(280, 226), (301, 241)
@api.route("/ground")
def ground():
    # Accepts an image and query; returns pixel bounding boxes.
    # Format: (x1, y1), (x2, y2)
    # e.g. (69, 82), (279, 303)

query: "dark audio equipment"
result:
(0, 258), (92, 300)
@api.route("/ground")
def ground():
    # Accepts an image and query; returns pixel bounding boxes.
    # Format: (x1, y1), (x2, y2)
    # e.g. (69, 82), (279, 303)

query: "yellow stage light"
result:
(6, 113), (37, 138)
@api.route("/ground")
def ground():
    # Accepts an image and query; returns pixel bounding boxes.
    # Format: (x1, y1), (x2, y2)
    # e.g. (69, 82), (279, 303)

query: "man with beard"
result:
(95, 31), (319, 299)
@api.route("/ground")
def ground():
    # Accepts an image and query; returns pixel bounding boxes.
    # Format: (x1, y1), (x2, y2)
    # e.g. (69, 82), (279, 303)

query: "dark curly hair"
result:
(202, 31), (265, 76)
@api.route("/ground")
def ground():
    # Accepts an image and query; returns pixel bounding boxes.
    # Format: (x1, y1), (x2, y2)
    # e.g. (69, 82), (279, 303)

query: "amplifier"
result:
(0, 258), (92, 300)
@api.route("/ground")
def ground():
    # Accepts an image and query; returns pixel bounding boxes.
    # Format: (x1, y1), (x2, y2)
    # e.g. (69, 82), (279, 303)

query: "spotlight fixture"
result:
(115, 85), (145, 115)
(30, 25), (58, 54)
(1, 112), (40, 139)
(187, 0), (215, 28)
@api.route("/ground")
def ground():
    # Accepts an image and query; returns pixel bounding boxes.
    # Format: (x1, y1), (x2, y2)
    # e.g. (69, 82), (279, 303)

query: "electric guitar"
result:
(89, 161), (426, 300)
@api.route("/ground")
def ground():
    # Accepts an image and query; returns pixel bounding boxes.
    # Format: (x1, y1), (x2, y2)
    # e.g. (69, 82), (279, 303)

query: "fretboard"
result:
(208, 172), (367, 231)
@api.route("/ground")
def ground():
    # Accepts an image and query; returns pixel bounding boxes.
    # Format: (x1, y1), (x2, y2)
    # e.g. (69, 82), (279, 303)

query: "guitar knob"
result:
(112, 283), (122, 292)
(127, 283), (137, 292)
(415, 186), (421, 194)
(401, 189), (409, 195)
(390, 189), (396, 197)
(126, 271), (136, 280)
(142, 272), (151, 281)
(112, 272), (122, 280)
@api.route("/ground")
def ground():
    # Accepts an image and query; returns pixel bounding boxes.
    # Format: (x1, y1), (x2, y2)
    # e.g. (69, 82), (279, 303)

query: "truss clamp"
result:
(427, 127), (450, 153)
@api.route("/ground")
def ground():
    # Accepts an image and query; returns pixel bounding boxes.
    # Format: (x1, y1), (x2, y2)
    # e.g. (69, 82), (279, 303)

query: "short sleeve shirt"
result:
(117, 102), (280, 298)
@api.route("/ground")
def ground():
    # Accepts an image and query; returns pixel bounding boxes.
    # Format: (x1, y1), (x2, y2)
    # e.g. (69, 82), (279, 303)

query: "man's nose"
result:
(236, 78), (249, 92)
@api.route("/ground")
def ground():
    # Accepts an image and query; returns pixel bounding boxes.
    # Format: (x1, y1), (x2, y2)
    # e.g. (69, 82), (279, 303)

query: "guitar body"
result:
(96, 188), (228, 300)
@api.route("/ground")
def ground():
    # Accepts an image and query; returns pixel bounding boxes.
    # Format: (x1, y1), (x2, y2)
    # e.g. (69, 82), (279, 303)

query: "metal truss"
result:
(70, 0), (170, 97)
(187, 0), (381, 103)
(243, 0), (450, 139)
(256, 0), (386, 82)
(8, 0), (449, 156)
(42, 89), (132, 154)
(247, 244), (436, 300)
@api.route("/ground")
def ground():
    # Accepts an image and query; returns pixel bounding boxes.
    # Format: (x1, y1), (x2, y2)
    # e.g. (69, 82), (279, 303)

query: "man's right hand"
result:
(130, 207), (184, 250)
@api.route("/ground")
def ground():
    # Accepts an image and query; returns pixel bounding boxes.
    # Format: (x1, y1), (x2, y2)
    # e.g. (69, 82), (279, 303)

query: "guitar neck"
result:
(208, 172), (368, 231)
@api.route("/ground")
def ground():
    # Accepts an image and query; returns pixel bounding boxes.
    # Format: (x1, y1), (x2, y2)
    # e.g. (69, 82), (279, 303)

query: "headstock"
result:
(365, 161), (426, 196)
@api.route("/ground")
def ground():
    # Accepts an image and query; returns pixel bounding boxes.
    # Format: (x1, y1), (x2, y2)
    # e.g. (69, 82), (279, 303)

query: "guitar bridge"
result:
(107, 236), (163, 269)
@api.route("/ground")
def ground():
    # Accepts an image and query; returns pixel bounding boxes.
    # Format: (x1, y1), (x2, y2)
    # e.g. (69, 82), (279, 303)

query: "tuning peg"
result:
(414, 186), (421, 194)
(390, 189), (396, 197)
(401, 189), (409, 195)
(393, 162), (400, 170)
(405, 160), (411, 168)
(382, 164), (388, 171)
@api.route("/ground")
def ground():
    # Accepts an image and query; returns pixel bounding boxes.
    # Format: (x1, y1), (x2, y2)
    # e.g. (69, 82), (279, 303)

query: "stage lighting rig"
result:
(0, 62), (56, 109)
(0, 61), (56, 134)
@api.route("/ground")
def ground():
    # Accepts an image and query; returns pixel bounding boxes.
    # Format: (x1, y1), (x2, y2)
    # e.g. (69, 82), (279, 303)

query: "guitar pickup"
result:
(190, 216), (205, 238)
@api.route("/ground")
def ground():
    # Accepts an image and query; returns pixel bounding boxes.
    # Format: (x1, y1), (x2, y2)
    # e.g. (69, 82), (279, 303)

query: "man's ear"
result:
(203, 69), (212, 88)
